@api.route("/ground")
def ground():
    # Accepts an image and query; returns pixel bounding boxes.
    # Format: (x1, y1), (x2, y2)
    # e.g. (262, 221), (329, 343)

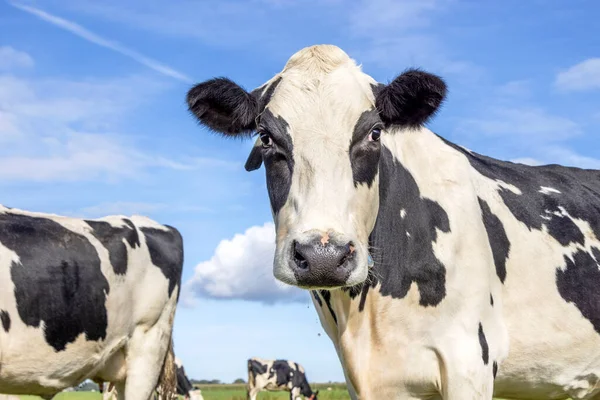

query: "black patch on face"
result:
(0, 310), (10, 332)
(258, 109), (294, 215)
(479, 322), (489, 365)
(556, 247), (600, 333)
(490, 294), (494, 306)
(311, 290), (323, 307)
(493, 361), (498, 379)
(140, 226), (184, 298)
(245, 78), (283, 172)
(85, 219), (141, 275)
(349, 146), (449, 306)
(319, 290), (337, 325)
(440, 136), (597, 247)
(349, 109), (383, 188)
(478, 198), (510, 283)
(251, 77), (282, 112)
(375, 69), (447, 129)
(1, 212), (109, 351)
(248, 359), (268, 377)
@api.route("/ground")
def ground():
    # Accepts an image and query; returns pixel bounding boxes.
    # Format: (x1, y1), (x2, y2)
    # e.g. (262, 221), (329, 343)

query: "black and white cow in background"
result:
(247, 357), (318, 400)
(98, 355), (203, 400)
(187, 44), (600, 400)
(174, 357), (203, 400)
(0, 206), (184, 400)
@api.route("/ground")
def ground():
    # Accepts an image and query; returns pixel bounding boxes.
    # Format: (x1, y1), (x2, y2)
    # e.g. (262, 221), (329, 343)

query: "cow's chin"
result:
(272, 242), (370, 290)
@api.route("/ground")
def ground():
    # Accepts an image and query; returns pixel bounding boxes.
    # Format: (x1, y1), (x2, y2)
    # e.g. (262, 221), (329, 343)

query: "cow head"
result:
(309, 390), (319, 400)
(187, 45), (446, 290)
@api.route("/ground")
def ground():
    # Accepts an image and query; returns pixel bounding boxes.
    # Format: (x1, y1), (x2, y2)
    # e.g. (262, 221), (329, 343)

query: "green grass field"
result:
(195, 383), (350, 399)
(13, 385), (520, 400)
(15, 383), (351, 400)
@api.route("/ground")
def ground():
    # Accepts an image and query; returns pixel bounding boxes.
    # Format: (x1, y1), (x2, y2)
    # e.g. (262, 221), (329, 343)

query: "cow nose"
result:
(290, 237), (356, 287)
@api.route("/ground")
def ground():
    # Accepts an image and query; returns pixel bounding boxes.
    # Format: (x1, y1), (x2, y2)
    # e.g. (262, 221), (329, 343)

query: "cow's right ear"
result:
(245, 138), (263, 171)
(186, 78), (258, 137)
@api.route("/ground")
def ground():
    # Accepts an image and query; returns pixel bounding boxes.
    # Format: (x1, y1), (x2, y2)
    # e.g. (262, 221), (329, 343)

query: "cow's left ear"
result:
(375, 69), (447, 129)
(245, 138), (263, 171)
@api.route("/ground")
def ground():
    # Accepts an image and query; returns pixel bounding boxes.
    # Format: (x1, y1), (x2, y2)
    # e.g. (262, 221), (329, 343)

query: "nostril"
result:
(337, 242), (355, 267)
(293, 240), (309, 270)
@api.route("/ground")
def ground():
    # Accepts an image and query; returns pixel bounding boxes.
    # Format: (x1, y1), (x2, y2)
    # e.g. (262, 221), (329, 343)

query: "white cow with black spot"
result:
(186, 44), (600, 399)
(0, 206), (183, 400)
(247, 357), (318, 400)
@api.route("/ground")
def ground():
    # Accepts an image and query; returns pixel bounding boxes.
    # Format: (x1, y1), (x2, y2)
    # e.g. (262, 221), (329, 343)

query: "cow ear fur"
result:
(375, 69), (447, 129)
(186, 78), (258, 137)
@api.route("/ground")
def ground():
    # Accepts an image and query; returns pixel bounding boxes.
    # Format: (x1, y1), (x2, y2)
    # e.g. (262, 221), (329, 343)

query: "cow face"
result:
(187, 45), (446, 289)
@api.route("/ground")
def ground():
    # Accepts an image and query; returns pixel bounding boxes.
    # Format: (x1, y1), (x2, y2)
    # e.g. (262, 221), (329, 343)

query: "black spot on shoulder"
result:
(478, 198), (510, 283)
(350, 109), (382, 188)
(319, 290), (337, 324)
(258, 109), (294, 215)
(85, 219), (140, 275)
(311, 290), (323, 307)
(1, 213), (109, 351)
(440, 136), (597, 247)
(271, 360), (292, 386)
(1, 310), (10, 332)
(493, 361), (498, 378)
(556, 248), (600, 333)
(140, 226), (184, 298)
(479, 322), (489, 365)
(248, 359), (268, 377)
(490, 294), (494, 306)
(356, 146), (449, 307)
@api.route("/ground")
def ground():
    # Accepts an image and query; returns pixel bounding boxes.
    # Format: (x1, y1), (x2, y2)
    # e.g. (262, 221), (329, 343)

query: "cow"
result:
(0, 205), (184, 400)
(174, 357), (203, 400)
(185, 44), (600, 400)
(247, 357), (318, 400)
(97, 355), (203, 400)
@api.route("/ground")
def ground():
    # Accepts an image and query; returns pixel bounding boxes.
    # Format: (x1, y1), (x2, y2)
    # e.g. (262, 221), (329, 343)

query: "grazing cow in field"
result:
(98, 355), (203, 400)
(174, 357), (203, 400)
(247, 357), (318, 400)
(186, 44), (600, 400)
(0, 206), (183, 400)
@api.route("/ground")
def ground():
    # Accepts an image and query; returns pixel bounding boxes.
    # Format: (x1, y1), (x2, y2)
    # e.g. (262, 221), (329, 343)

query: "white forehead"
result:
(265, 45), (378, 134)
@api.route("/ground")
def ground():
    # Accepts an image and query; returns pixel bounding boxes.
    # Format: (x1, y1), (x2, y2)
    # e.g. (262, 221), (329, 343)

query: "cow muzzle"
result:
(287, 232), (359, 288)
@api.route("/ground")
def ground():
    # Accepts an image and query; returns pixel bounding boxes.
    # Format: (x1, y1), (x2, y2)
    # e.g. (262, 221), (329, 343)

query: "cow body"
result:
(247, 357), (318, 400)
(187, 44), (600, 400)
(0, 205), (183, 400)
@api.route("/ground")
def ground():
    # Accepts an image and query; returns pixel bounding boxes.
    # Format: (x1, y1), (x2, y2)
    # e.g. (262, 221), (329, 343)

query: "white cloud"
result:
(0, 46), (34, 70)
(495, 80), (532, 99)
(0, 68), (231, 182)
(457, 106), (581, 143)
(350, 0), (442, 34)
(543, 146), (600, 170)
(183, 222), (308, 305)
(9, 2), (191, 82)
(555, 58), (600, 92)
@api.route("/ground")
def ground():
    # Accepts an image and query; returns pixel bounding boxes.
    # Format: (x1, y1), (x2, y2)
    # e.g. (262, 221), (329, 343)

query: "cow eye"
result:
(259, 132), (273, 148)
(368, 127), (382, 142)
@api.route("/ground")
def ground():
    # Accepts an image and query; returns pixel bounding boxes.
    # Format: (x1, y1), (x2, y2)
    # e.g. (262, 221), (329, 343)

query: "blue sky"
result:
(1, 0), (599, 384)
